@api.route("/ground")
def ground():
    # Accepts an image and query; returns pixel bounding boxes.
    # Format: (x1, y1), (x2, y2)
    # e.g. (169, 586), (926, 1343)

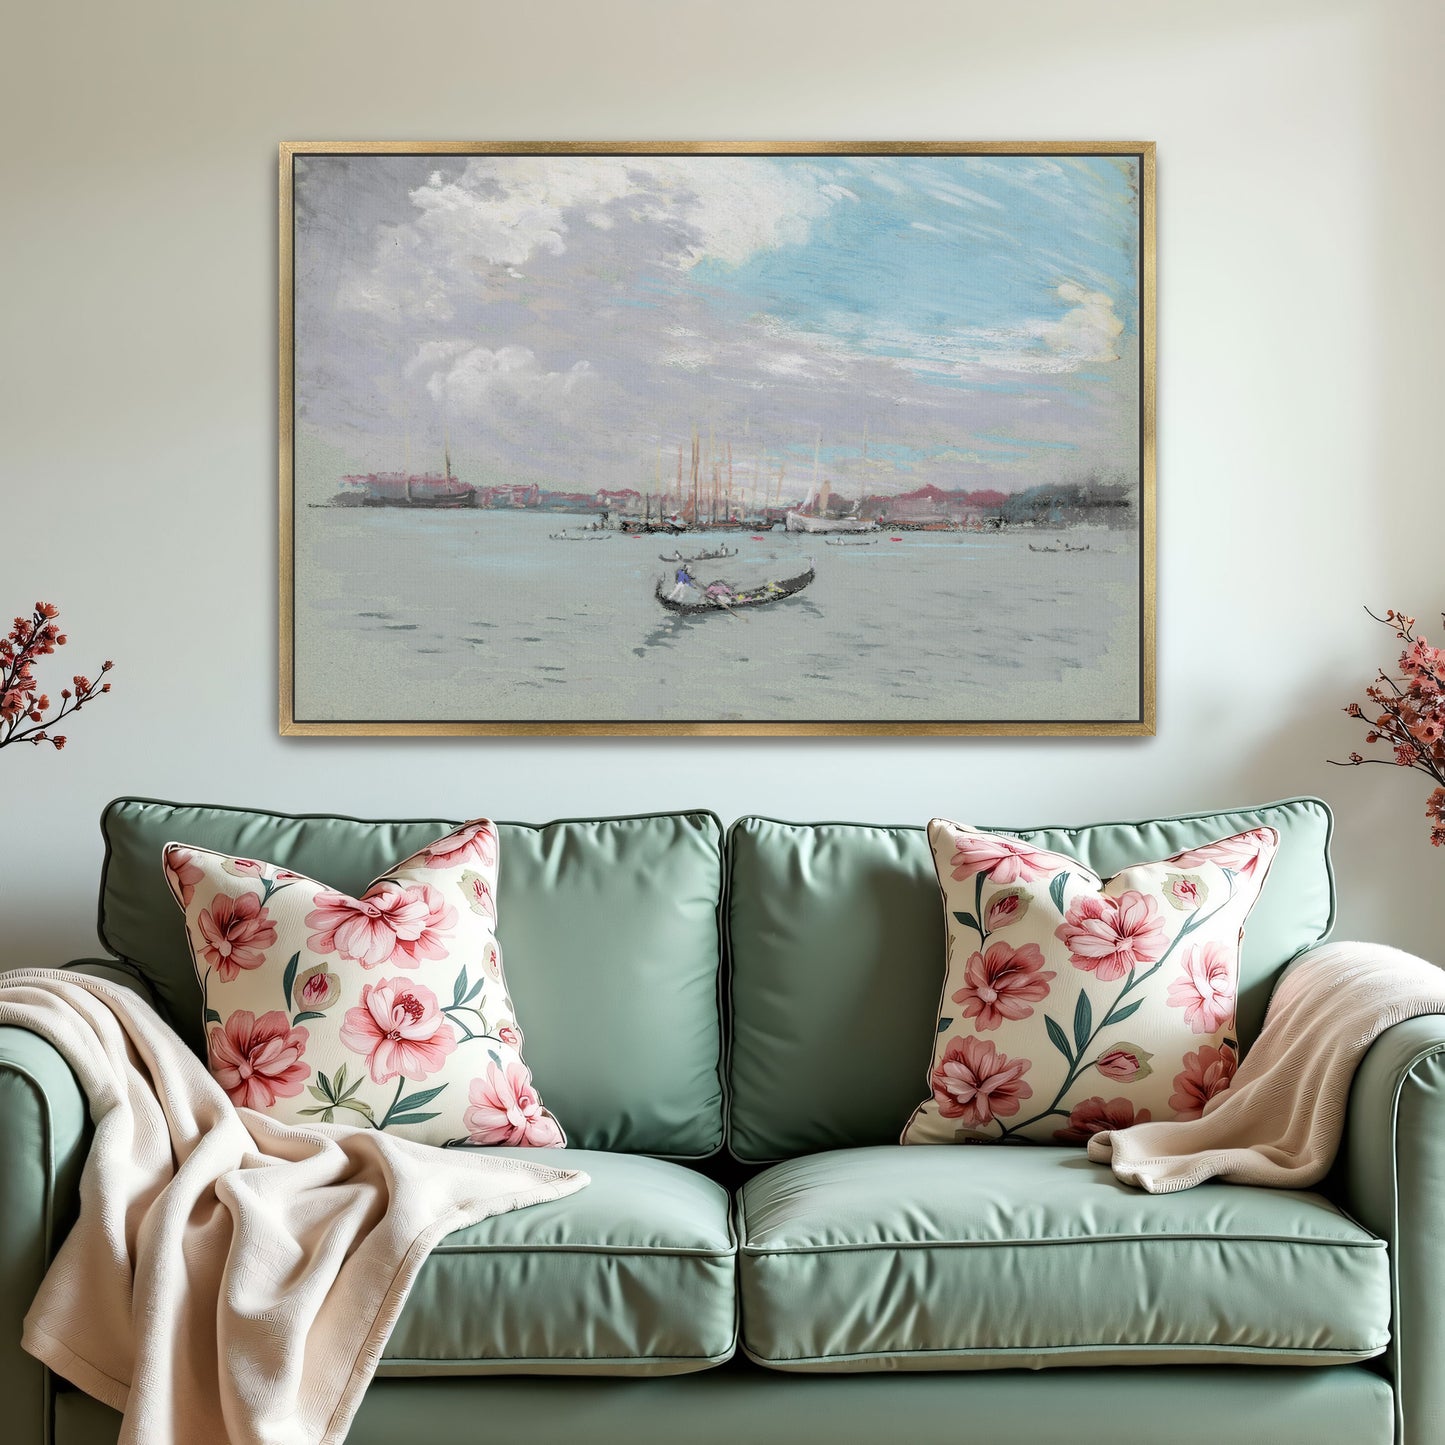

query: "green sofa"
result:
(1, 796), (1435, 1444)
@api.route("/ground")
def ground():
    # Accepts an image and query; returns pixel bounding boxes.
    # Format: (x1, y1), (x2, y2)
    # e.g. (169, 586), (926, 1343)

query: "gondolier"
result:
(666, 563), (696, 603)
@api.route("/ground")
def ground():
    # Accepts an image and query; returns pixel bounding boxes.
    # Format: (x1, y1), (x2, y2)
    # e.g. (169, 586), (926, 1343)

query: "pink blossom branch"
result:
(1333, 606), (1445, 845)
(0, 603), (114, 753)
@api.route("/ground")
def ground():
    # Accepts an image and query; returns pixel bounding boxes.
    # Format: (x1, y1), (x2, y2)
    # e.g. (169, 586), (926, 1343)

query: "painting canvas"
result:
(281, 143), (1154, 735)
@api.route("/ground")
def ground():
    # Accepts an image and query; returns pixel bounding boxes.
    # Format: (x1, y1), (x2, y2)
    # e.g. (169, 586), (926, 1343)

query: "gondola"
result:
(824, 538), (877, 547)
(655, 562), (816, 616)
(1028, 543), (1061, 553)
(657, 545), (738, 563)
(550, 531), (613, 541)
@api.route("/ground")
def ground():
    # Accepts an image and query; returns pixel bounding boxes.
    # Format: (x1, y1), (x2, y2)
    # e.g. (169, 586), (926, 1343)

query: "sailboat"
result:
(785, 429), (877, 533)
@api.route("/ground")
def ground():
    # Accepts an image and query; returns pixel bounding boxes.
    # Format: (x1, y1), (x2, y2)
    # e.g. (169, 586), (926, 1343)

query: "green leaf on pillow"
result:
(464, 977), (486, 1004)
(291, 1011), (326, 1025)
(487, 1049), (502, 1067)
(204, 1008), (222, 1026)
(1045, 1015), (1073, 1062)
(1104, 1000), (1144, 1027)
(316, 1070), (334, 1099)
(1073, 991), (1093, 1052)
(1048, 872), (1070, 913)
(452, 966), (469, 1007)
(395, 1085), (447, 1113)
(307, 1083), (329, 1103)
(385, 1111), (441, 1127)
(952, 910), (980, 936)
(282, 951), (301, 1012)
(937, 1017), (952, 1033)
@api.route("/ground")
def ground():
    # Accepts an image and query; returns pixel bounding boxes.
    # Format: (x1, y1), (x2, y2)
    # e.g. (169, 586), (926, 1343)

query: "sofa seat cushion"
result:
(737, 1146), (1390, 1372)
(381, 1151), (736, 1376)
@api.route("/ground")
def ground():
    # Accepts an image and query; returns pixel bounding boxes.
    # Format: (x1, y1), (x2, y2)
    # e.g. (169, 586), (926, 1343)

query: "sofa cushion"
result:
(99, 800), (725, 1157)
(737, 1146), (1389, 1371)
(727, 799), (1334, 1161)
(381, 1151), (736, 1376)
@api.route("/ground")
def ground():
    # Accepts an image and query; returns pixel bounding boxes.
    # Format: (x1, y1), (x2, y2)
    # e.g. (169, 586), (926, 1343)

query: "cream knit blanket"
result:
(1, 969), (588, 1445)
(1088, 941), (1445, 1192)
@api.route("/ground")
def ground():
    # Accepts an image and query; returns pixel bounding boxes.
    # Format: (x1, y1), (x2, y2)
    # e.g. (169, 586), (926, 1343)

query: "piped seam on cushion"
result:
(739, 1341), (1390, 1367)
(427, 1243), (737, 1257)
(738, 1232), (1385, 1255)
(379, 1349), (738, 1368)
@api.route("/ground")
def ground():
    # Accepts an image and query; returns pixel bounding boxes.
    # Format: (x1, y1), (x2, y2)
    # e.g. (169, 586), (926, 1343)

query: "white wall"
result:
(2, 0), (1440, 968)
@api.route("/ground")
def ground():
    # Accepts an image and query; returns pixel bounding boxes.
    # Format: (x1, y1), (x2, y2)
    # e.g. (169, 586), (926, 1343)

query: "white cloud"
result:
(409, 341), (592, 413)
(406, 156), (847, 274)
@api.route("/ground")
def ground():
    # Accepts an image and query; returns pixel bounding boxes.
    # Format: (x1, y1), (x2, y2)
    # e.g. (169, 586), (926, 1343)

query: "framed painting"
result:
(280, 142), (1154, 736)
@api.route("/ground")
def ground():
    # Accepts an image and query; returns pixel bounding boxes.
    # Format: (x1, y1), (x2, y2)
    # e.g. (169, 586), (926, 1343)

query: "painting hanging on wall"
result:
(280, 142), (1154, 736)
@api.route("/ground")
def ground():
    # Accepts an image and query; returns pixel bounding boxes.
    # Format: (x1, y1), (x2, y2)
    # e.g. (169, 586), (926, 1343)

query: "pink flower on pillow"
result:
(385, 884), (457, 966)
(305, 883), (450, 969)
(339, 977), (457, 1083)
(497, 1023), (522, 1049)
(198, 892), (277, 981)
(1052, 1095), (1151, 1145)
(1054, 890), (1167, 980)
(952, 940), (1055, 1031)
(425, 821), (498, 870)
(1169, 1043), (1237, 1119)
(464, 1062), (563, 1146)
(1168, 829), (1276, 881)
(930, 1035), (1032, 1127)
(1166, 941), (1236, 1034)
(164, 846), (203, 907)
(208, 1010), (310, 1109)
(948, 831), (1056, 884)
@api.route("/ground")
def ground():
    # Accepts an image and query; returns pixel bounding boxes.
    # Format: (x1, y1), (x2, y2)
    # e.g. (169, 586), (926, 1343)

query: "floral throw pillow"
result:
(901, 821), (1279, 1147)
(163, 820), (565, 1148)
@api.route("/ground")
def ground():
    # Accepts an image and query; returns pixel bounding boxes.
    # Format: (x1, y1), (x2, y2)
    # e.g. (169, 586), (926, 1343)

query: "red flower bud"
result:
(36, 603), (58, 619)
(52, 736), (66, 750)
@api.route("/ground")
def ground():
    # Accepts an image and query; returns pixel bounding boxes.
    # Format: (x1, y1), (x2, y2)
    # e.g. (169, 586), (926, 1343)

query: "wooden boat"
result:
(658, 545), (738, 563)
(1028, 543), (1061, 553)
(550, 530), (612, 541)
(1064, 543), (1091, 553)
(824, 538), (877, 547)
(655, 562), (815, 616)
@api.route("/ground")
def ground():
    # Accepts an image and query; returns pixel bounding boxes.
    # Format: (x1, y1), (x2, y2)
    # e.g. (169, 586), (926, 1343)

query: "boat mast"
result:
(726, 440), (734, 522)
(691, 428), (700, 526)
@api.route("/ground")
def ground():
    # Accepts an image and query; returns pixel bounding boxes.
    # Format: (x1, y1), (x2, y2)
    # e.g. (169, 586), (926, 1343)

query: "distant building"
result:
(596, 488), (643, 516)
(864, 485), (1009, 524)
(477, 483), (542, 509)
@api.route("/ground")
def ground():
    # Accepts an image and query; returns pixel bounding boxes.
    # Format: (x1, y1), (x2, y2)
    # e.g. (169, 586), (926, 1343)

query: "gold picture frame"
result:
(280, 141), (1155, 737)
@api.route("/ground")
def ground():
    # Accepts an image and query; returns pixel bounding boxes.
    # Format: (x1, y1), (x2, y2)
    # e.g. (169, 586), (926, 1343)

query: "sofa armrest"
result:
(1337, 1012), (1445, 1445)
(0, 960), (154, 1445)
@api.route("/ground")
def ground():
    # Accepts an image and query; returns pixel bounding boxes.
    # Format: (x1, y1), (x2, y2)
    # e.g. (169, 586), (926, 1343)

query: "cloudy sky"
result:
(293, 151), (1141, 499)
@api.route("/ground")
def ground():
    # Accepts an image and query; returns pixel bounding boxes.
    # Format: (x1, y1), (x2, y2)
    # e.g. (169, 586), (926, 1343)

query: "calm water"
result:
(294, 509), (1141, 723)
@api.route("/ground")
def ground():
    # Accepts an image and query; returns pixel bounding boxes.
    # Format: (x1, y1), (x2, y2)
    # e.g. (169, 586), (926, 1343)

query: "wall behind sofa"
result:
(2, 0), (1440, 967)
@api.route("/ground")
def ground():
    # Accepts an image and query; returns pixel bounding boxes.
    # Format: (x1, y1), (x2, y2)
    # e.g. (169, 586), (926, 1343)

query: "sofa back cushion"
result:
(726, 798), (1335, 1163)
(99, 798), (725, 1158)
